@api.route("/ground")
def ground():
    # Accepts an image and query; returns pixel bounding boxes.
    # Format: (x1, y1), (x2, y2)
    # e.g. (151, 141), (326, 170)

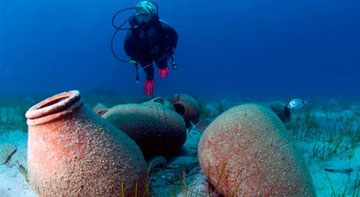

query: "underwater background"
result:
(1, 0), (359, 98)
(1, 0), (360, 197)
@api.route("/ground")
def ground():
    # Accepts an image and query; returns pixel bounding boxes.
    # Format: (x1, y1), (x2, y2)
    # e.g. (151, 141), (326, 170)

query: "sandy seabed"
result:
(0, 97), (360, 197)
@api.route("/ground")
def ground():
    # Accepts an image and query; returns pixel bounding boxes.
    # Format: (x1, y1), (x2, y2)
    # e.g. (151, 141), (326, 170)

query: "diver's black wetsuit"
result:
(124, 19), (178, 80)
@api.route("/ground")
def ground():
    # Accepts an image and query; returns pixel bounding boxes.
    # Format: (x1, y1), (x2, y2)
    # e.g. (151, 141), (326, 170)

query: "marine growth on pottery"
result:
(26, 90), (148, 197)
(142, 97), (175, 111)
(102, 103), (186, 157)
(198, 104), (316, 197)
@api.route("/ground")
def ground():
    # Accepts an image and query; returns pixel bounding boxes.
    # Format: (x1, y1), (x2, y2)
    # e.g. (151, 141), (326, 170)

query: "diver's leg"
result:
(155, 54), (171, 79)
(141, 60), (154, 80)
(140, 60), (155, 96)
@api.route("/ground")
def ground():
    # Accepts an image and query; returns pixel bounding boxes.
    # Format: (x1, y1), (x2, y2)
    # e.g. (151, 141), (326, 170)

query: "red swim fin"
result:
(143, 79), (155, 96)
(158, 67), (169, 79)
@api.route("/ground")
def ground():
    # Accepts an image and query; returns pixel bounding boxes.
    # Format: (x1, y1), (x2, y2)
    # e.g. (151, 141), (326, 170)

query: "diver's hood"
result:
(129, 14), (159, 29)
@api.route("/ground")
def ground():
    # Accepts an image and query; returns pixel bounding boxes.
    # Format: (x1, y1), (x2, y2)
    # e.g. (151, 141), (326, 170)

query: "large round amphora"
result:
(26, 90), (148, 197)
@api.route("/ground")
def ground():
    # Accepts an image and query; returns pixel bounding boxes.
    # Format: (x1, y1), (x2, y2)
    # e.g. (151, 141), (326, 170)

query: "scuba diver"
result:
(111, 1), (178, 96)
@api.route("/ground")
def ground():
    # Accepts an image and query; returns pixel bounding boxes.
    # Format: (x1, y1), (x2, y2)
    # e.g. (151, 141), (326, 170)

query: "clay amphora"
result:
(169, 94), (200, 127)
(142, 97), (175, 111)
(26, 90), (148, 197)
(102, 103), (186, 157)
(92, 103), (109, 116)
(198, 104), (316, 197)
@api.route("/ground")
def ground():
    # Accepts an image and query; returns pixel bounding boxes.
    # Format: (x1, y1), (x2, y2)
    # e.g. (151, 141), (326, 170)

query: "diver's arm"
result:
(159, 20), (178, 53)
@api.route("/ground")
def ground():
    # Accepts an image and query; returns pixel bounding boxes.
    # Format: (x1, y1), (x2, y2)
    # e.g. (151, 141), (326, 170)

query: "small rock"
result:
(203, 104), (219, 117)
(173, 146), (195, 157)
(182, 130), (202, 153)
(147, 155), (167, 169)
(168, 156), (197, 166)
(195, 118), (214, 132)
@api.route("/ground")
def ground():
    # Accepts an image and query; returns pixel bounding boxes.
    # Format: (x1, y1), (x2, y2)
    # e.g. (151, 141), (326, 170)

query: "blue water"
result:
(1, 0), (359, 98)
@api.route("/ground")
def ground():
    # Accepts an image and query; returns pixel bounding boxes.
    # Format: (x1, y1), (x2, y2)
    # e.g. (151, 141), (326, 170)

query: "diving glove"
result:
(158, 67), (169, 79)
(144, 79), (155, 96)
